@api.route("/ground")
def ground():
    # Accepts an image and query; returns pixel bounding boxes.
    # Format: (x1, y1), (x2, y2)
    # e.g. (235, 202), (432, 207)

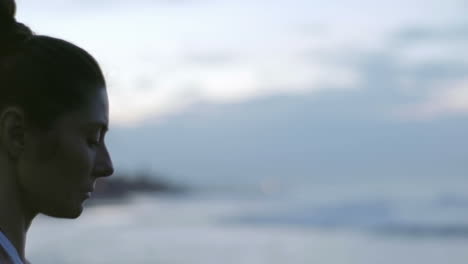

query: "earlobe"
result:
(0, 107), (27, 159)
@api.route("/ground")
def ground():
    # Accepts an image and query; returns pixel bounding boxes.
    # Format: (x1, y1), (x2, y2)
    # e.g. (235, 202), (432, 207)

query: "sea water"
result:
(26, 176), (468, 264)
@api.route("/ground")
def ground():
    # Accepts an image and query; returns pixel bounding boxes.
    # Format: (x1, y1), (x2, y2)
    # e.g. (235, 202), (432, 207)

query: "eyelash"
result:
(87, 139), (100, 147)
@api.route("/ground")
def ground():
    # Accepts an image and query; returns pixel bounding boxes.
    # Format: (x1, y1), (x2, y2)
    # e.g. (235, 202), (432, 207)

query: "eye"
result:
(86, 129), (103, 147)
(87, 134), (101, 148)
(87, 139), (100, 148)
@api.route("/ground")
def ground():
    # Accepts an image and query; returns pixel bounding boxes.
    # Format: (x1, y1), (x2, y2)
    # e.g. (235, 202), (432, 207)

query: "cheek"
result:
(18, 133), (96, 217)
(49, 136), (96, 189)
(20, 133), (95, 196)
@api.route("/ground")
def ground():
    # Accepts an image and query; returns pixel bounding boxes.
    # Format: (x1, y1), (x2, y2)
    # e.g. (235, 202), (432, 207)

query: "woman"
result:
(0, 0), (114, 263)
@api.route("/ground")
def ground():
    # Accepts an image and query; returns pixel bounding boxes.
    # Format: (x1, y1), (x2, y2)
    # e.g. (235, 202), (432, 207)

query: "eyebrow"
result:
(86, 122), (109, 133)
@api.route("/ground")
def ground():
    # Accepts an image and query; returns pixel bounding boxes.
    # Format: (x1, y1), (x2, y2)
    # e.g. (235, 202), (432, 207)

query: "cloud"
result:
(19, 0), (467, 125)
(384, 24), (468, 120)
(183, 51), (239, 66)
(393, 25), (468, 43)
(107, 57), (360, 125)
(394, 80), (468, 120)
(107, 86), (468, 183)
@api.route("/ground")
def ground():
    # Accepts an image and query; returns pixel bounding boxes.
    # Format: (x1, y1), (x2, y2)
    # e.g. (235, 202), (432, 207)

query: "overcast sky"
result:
(18, 0), (468, 124)
(16, 0), (468, 186)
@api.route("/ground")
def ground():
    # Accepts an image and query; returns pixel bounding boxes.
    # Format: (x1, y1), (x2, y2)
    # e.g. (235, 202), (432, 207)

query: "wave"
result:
(227, 197), (468, 239)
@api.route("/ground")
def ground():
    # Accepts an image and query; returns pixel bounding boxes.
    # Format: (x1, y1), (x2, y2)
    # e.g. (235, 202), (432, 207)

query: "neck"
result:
(0, 158), (37, 262)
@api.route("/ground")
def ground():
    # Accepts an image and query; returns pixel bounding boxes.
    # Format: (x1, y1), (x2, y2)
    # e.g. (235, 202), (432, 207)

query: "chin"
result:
(42, 203), (84, 219)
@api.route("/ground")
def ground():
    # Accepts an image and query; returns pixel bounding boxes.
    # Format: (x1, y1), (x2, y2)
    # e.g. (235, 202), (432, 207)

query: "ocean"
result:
(26, 177), (468, 263)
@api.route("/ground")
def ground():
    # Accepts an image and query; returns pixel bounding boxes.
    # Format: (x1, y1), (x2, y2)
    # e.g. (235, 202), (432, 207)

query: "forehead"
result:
(60, 89), (109, 128)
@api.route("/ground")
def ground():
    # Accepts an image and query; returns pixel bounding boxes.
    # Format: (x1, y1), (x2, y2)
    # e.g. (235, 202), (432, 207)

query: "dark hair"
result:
(0, 0), (106, 130)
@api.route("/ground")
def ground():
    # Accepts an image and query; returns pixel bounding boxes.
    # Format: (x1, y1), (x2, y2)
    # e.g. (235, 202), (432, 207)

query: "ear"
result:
(0, 106), (27, 159)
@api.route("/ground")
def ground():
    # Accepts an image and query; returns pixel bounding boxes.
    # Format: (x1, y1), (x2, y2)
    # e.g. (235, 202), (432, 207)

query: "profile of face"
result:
(15, 88), (114, 219)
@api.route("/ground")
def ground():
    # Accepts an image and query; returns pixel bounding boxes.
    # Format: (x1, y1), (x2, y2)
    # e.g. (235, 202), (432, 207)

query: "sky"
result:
(19, 0), (468, 124)
(16, 0), (468, 186)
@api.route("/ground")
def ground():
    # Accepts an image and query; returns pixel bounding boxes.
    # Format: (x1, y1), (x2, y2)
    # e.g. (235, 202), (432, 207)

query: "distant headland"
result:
(87, 171), (186, 204)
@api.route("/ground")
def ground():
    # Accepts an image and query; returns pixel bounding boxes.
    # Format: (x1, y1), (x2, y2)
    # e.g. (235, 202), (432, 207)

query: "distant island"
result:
(87, 171), (186, 204)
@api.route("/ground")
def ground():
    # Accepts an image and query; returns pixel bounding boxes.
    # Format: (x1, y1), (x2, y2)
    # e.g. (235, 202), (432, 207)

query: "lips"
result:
(80, 189), (94, 195)
(79, 192), (91, 200)
(80, 187), (94, 199)
(80, 183), (95, 196)
(81, 185), (95, 193)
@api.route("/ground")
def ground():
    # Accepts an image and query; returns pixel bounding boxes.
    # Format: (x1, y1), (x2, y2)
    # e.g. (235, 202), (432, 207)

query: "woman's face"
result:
(17, 88), (114, 219)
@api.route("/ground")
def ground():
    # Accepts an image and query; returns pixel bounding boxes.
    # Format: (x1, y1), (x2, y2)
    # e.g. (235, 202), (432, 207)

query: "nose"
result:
(93, 143), (114, 178)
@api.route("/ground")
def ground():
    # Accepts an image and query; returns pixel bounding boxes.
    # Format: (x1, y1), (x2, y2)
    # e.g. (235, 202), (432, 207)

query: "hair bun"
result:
(0, 0), (33, 56)
(0, 0), (16, 30)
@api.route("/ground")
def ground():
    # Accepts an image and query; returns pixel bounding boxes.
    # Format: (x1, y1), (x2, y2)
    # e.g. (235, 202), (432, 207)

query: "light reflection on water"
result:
(26, 190), (468, 264)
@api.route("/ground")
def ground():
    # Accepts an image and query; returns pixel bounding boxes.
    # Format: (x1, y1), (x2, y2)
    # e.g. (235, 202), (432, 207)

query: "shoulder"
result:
(0, 245), (13, 263)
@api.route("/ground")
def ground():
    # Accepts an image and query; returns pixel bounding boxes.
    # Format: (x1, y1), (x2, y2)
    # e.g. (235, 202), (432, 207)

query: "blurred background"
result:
(18, 0), (468, 263)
